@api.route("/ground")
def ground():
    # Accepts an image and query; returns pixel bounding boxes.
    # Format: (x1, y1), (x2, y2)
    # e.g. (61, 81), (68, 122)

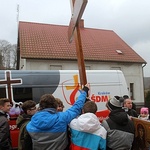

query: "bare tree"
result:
(0, 54), (3, 69)
(11, 44), (17, 69)
(0, 40), (17, 69)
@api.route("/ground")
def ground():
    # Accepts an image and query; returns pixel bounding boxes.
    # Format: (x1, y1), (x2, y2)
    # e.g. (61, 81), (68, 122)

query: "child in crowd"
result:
(138, 107), (150, 121)
(55, 98), (64, 112)
(0, 98), (12, 150)
(16, 100), (37, 150)
(69, 101), (107, 150)
(102, 96), (135, 150)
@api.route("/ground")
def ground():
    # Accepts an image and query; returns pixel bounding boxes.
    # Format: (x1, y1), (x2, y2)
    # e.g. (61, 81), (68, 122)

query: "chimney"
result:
(79, 19), (84, 28)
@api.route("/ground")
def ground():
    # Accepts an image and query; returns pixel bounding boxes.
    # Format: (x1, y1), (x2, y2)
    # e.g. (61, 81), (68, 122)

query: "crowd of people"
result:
(0, 83), (150, 150)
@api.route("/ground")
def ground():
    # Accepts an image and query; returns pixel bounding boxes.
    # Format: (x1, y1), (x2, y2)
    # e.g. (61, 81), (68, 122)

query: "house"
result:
(17, 21), (146, 107)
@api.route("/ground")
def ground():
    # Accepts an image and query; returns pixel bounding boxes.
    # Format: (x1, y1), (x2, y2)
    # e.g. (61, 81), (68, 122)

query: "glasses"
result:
(29, 107), (36, 110)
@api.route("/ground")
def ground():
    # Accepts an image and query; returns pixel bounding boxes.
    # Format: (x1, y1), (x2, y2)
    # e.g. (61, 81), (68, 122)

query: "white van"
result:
(0, 70), (128, 148)
(0, 70), (128, 111)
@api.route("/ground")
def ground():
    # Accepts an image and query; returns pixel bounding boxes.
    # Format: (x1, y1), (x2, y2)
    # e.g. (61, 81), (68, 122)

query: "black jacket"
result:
(127, 109), (138, 117)
(102, 109), (135, 150)
(0, 111), (12, 150)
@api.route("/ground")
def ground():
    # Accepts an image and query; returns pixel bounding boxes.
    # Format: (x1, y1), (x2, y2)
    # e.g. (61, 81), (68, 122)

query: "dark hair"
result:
(82, 101), (97, 114)
(39, 94), (57, 110)
(0, 98), (10, 106)
(55, 98), (64, 108)
(137, 124), (145, 138)
(137, 124), (145, 132)
(22, 100), (36, 114)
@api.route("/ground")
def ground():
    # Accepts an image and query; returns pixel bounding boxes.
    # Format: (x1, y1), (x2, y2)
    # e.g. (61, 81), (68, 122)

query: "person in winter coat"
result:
(26, 84), (90, 150)
(0, 98), (12, 150)
(123, 98), (138, 118)
(102, 96), (135, 150)
(16, 100), (37, 150)
(69, 100), (107, 150)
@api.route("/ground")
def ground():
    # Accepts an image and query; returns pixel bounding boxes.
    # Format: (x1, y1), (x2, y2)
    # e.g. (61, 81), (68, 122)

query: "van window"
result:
(0, 86), (54, 104)
(0, 88), (6, 98)
(13, 87), (32, 103)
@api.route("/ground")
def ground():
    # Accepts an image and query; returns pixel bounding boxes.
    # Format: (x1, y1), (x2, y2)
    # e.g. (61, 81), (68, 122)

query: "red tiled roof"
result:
(18, 21), (146, 63)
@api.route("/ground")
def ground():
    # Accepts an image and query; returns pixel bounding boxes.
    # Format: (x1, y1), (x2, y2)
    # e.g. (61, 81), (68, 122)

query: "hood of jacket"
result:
(16, 114), (32, 128)
(109, 109), (129, 125)
(30, 108), (58, 130)
(71, 113), (101, 133)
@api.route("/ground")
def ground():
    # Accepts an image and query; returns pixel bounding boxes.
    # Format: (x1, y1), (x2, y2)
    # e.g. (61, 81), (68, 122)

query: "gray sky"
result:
(0, 0), (150, 77)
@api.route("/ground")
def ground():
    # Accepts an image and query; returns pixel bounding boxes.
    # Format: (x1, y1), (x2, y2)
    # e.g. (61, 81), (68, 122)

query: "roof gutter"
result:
(142, 63), (146, 68)
(142, 63), (146, 106)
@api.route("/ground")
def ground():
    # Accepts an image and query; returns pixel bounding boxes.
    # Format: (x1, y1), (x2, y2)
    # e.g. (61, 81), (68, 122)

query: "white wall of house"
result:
(20, 58), (144, 105)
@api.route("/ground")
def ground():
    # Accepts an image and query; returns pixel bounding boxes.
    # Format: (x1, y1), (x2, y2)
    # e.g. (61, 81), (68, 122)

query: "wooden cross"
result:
(68, 0), (88, 86)
(0, 71), (22, 105)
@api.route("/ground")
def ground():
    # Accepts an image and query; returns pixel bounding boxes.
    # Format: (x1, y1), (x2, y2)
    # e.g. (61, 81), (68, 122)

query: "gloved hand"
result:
(82, 83), (90, 97)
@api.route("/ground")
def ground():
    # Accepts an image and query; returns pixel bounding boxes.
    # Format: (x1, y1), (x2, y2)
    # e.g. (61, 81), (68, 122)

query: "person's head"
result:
(123, 98), (132, 109)
(0, 98), (11, 113)
(82, 101), (97, 114)
(39, 94), (57, 110)
(106, 96), (124, 111)
(55, 98), (64, 112)
(137, 124), (145, 138)
(140, 107), (149, 118)
(22, 100), (37, 115)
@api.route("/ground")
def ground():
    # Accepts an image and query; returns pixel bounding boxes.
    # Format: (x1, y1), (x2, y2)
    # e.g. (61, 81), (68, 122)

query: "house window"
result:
(130, 83), (134, 100)
(85, 66), (91, 70)
(110, 67), (121, 70)
(116, 50), (123, 54)
(50, 65), (62, 70)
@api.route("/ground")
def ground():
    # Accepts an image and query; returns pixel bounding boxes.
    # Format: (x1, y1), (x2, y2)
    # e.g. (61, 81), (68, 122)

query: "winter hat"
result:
(106, 96), (124, 111)
(140, 107), (149, 114)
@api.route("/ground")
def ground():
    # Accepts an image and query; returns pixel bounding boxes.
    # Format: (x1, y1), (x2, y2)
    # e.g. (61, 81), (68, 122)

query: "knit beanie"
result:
(106, 96), (124, 111)
(140, 107), (149, 114)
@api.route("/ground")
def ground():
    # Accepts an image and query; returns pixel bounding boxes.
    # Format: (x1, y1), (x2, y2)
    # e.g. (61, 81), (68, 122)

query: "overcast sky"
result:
(0, 0), (150, 77)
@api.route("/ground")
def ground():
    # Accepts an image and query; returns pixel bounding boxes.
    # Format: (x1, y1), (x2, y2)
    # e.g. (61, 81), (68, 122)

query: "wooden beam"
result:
(68, 0), (88, 43)
(68, 0), (87, 86)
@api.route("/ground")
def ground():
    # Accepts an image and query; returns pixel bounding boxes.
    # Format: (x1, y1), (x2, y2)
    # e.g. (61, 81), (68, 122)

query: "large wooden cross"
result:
(68, 0), (88, 86)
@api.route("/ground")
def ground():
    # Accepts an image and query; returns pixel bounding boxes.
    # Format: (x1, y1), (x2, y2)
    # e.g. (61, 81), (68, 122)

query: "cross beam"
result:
(0, 71), (22, 105)
(68, 0), (88, 86)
